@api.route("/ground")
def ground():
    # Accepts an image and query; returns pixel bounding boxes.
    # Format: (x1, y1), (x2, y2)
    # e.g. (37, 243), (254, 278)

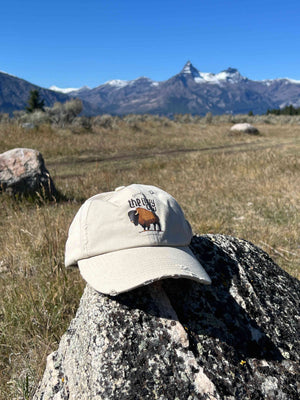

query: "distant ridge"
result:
(0, 71), (70, 115)
(1, 61), (300, 116)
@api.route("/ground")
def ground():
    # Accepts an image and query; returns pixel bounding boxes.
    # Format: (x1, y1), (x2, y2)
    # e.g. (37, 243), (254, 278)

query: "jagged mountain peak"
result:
(179, 62), (245, 84)
(180, 61), (202, 79)
(216, 67), (245, 83)
(222, 67), (239, 74)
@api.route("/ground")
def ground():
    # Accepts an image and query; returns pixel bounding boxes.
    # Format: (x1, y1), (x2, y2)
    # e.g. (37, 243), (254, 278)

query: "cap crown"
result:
(65, 184), (193, 267)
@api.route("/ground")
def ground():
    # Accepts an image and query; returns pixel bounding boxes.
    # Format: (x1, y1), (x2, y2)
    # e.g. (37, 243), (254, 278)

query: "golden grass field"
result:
(0, 116), (299, 399)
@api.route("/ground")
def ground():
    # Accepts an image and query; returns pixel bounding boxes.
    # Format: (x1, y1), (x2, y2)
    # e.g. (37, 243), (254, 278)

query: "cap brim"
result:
(78, 246), (211, 295)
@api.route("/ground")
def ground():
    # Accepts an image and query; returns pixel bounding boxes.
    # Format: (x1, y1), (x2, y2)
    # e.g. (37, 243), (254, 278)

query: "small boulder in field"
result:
(0, 148), (57, 198)
(230, 123), (259, 134)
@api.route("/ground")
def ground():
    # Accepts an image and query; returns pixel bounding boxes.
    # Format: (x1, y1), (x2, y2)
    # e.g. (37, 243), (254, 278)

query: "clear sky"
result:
(1, 0), (300, 88)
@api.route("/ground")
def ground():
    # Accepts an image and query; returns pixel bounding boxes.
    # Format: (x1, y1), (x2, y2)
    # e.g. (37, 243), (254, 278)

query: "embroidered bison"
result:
(128, 208), (161, 231)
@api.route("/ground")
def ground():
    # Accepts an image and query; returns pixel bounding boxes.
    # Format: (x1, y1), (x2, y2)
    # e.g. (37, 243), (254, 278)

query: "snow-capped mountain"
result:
(104, 77), (160, 88)
(1, 61), (300, 115)
(70, 61), (300, 115)
(180, 61), (245, 84)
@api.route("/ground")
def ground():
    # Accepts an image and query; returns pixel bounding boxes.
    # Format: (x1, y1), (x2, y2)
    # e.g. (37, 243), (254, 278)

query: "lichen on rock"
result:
(34, 235), (300, 400)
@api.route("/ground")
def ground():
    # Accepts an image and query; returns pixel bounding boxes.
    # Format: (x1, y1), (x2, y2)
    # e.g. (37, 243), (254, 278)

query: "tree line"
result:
(266, 104), (300, 116)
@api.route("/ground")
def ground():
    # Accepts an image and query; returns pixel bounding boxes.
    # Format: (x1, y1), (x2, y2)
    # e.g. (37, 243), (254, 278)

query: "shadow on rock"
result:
(116, 238), (283, 362)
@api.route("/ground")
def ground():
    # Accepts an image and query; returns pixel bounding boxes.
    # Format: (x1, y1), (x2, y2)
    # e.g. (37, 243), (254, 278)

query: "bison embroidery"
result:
(128, 207), (161, 231)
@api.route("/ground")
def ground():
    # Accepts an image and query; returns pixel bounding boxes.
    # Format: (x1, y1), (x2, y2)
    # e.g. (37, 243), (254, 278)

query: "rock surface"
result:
(0, 148), (57, 198)
(230, 123), (259, 134)
(34, 235), (300, 400)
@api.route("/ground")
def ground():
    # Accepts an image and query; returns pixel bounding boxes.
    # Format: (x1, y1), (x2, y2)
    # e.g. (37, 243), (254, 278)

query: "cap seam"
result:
(82, 200), (94, 256)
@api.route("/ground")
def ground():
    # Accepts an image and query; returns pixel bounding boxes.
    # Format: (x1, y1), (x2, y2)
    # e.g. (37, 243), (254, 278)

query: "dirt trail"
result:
(48, 137), (299, 168)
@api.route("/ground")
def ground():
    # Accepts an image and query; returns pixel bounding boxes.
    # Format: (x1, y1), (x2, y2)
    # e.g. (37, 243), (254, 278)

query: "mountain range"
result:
(1, 61), (300, 116)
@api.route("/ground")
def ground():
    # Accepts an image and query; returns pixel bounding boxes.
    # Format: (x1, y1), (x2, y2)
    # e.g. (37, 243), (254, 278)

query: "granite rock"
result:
(34, 235), (300, 399)
(0, 147), (57, 198)
(230, 123), (259, 134)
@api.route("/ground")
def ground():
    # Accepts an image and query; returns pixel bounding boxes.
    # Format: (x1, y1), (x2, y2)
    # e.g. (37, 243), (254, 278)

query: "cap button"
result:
(114, 186), (126, 192)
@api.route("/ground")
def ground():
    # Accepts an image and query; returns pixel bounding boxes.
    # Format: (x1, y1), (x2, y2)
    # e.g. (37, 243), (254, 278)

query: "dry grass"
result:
(0, 117), (299, 399)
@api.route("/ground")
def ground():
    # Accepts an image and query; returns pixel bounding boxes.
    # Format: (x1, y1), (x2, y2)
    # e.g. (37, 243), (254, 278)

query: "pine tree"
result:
(26, 89), (45, 113)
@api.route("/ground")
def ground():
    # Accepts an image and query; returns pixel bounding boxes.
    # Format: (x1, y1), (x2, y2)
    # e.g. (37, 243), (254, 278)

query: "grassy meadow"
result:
(0, 114), (299, 399)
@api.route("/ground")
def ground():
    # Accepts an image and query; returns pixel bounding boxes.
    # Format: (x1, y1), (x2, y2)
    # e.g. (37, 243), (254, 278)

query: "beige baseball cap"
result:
(65, 184), (211, 295)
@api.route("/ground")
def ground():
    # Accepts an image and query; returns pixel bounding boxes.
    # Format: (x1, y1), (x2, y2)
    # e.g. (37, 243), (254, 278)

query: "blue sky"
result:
(1, 0), (300, 88)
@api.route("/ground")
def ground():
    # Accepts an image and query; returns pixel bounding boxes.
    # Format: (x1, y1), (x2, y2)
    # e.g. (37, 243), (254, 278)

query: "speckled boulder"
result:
(34, 235), (300, 400)
(230, 123), (259, 134)
(0, 148), (57, 198)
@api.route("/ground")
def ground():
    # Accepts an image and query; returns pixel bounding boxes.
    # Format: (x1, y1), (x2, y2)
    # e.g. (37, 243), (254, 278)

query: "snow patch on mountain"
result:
(263, 78), (300, 85)
(105, 77), (160, 89)
(105, 79), (129, 88)
(212, 68), (244, 84)
(262, 80), (272, 87)
(49, 85), (89, 94)
(202, 70), (243, 84)
(197, 69), (244, 84)
(286, 78), (300, 84)
(128, 77), (159, 86)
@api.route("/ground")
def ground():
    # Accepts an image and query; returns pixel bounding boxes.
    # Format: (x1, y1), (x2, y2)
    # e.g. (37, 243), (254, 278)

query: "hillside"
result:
(0, 71), (70, 114)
